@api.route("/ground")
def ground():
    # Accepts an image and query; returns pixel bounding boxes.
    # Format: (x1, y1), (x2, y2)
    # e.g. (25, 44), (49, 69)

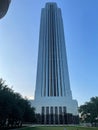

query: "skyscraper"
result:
(32, 2), (79, 124)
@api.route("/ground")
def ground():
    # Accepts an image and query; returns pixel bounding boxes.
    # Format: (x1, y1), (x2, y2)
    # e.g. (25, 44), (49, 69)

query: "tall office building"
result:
(32, 2), (79, 124)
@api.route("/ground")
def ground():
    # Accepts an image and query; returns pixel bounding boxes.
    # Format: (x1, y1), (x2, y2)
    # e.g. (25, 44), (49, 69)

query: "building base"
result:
(30, 97), (79, 124)
(36, 113), (79, 124)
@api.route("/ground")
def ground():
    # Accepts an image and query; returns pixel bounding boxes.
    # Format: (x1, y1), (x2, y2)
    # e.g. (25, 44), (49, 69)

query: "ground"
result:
(18, 126), (98, 130)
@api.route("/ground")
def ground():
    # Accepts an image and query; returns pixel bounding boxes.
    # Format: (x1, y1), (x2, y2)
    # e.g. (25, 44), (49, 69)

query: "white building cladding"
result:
(32, 2), (79, 124)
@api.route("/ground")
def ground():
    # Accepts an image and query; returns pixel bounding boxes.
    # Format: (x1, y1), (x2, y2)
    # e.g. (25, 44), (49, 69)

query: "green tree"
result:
(0, 78), (36, 128)
(79, 97), (98, 126)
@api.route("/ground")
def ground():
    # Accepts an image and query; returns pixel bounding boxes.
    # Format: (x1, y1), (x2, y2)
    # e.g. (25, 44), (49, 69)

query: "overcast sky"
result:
(0, 0), (98, 106)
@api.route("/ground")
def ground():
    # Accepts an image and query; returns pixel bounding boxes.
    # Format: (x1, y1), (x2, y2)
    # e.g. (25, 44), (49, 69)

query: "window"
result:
(46, 107), (49, 124)
(41, 107), (45, 124)
(55, 107), (58, 124)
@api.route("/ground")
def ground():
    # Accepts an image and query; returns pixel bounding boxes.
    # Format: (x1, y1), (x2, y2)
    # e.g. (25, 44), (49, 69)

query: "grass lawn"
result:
(19, 126), (98, 130)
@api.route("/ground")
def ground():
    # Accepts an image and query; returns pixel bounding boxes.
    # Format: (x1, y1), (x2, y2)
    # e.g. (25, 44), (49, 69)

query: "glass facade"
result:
(40, 106), (78, 124)
(46, 107), (49, 124)
(33, 2), (79, 124)
(41, 107), (45, 124)
(55, 107), (58, 124)
(35, 2), (72, 98)
(50, 107), (54, 124)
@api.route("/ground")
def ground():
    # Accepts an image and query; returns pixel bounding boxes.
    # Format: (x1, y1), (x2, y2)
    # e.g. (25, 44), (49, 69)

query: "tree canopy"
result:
(0, 78), (36, 128)
(79, 97), (98, 126)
